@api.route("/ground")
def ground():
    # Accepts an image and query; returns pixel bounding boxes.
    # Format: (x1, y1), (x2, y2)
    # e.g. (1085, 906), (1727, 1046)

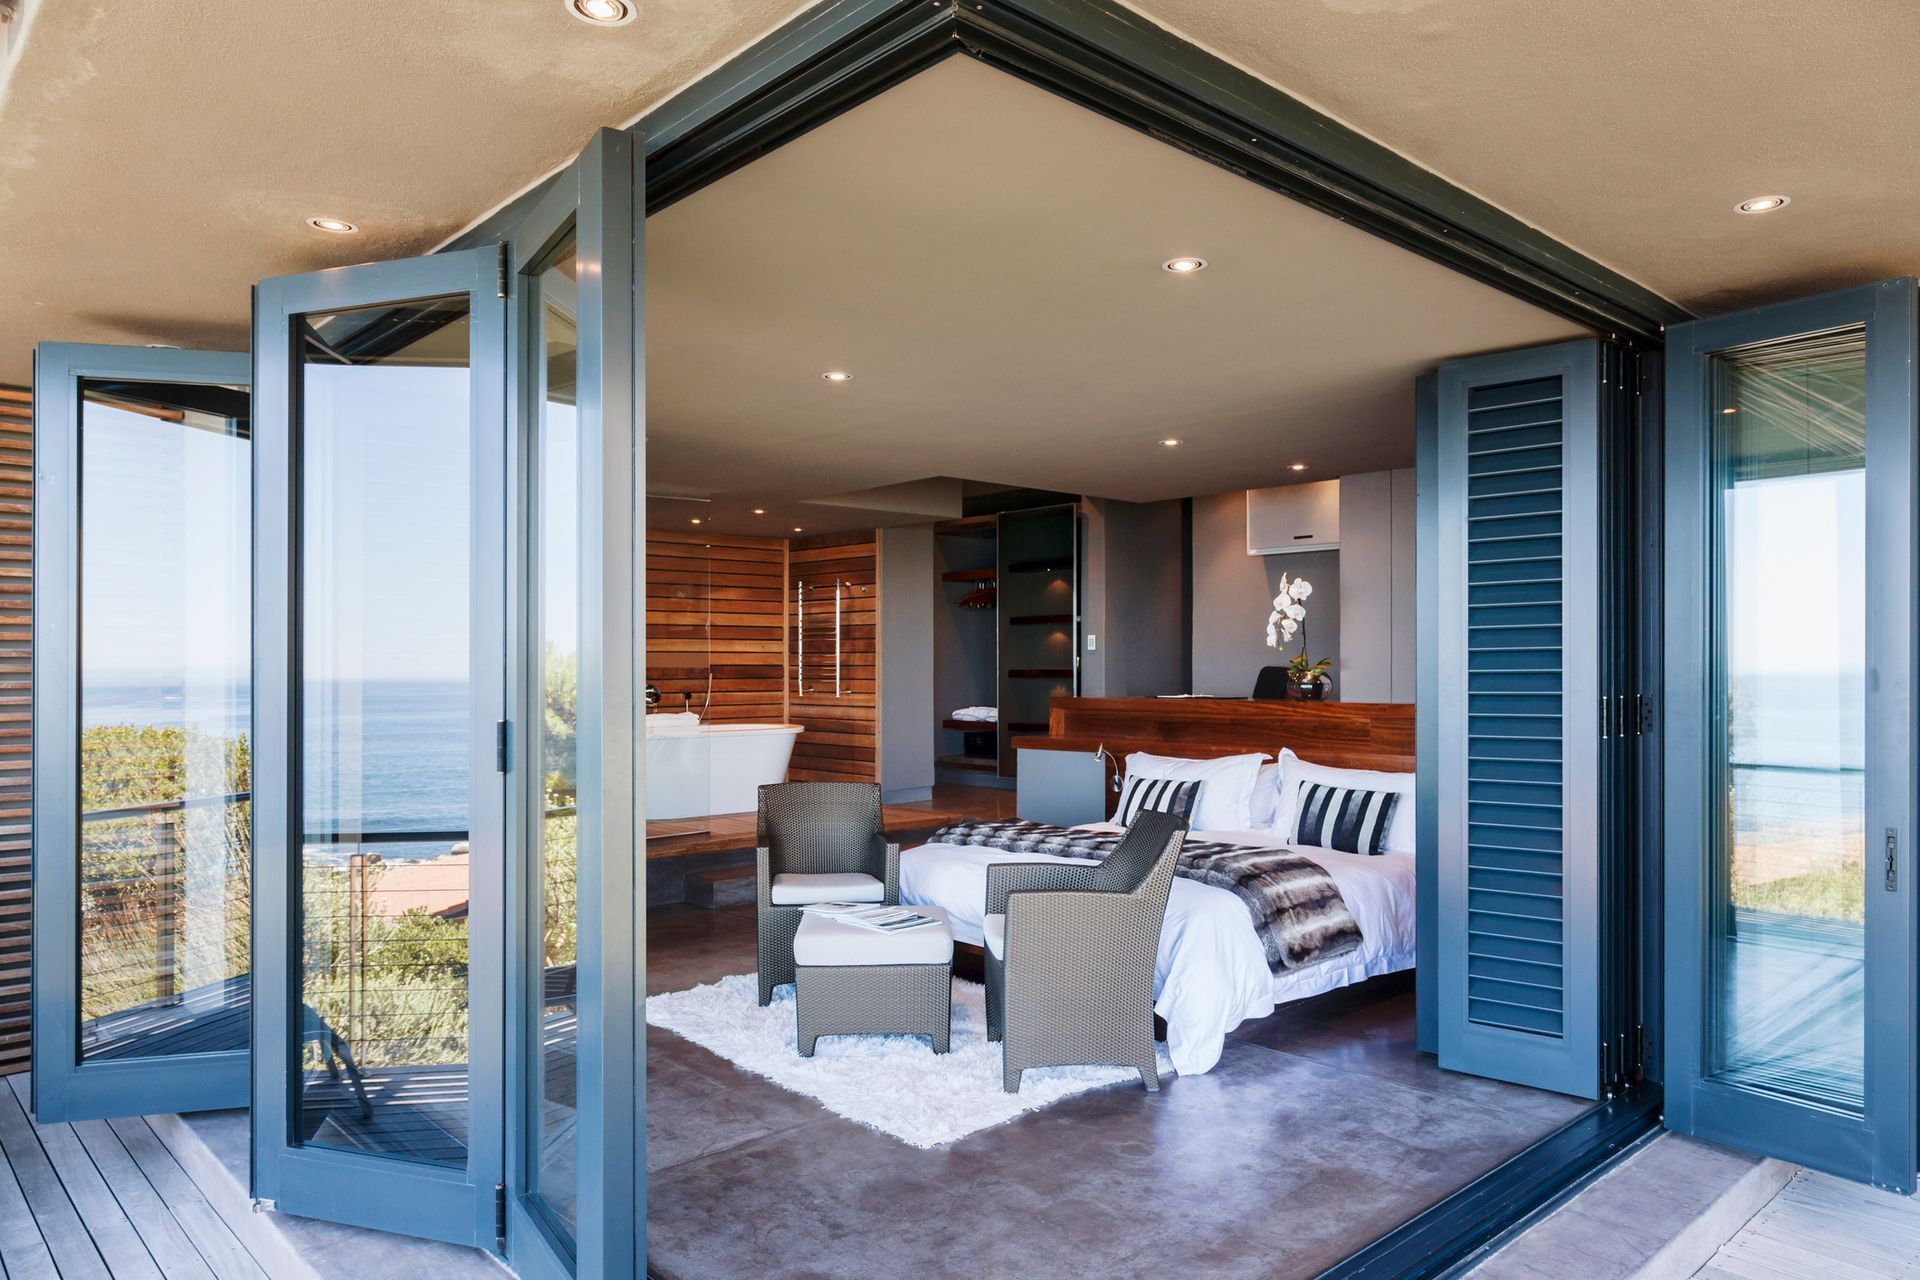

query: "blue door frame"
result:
(250, 248), (509, 1245)
(1663, 278), (1919, 1192)
(31, 343), (253, 1123)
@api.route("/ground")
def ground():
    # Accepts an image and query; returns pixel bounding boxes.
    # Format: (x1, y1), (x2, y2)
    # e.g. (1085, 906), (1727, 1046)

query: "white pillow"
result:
(1248, 763), (1281, 829)
(1272, 747), (1416, 853)
(1115, 751), (1268, 831)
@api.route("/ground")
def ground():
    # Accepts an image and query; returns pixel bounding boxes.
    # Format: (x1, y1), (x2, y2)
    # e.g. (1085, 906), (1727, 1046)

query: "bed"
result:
(899, 822), (1416, 1076)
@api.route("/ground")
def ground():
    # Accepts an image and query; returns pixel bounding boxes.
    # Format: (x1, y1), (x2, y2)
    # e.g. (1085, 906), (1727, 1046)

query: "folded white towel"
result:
(646, 711), (702, 731)
(950, 706), (998, 723)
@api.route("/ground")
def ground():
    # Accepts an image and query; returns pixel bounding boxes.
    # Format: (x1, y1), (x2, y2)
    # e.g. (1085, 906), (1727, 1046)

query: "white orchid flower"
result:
(1286, 602), (1305, 621)
(1290, 579), (1313, 601)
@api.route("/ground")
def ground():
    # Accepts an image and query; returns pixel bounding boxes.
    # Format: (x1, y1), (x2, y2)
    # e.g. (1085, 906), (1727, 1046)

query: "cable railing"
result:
(79, 792), (577, 1067)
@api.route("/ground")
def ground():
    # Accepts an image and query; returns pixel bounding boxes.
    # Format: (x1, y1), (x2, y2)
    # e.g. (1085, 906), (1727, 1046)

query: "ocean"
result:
(85, 679), (470, 846)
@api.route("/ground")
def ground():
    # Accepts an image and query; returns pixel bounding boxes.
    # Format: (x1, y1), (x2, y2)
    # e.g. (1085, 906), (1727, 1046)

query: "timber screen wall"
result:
(0, 386), (30, 1073)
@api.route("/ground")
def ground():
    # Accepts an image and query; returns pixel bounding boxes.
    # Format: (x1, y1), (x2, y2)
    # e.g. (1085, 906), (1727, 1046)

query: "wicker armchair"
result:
(756, 782), (900, 1005)
(983, 809), (1187, 1092)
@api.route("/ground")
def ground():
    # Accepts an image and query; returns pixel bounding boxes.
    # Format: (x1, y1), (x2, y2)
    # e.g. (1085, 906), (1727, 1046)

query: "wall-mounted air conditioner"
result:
(1246, 479), (1340, 555)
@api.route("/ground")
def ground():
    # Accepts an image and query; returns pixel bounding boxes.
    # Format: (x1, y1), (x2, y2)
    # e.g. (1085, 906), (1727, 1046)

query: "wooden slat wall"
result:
(787, 531), (879, 784)
(645, 529), (788, 723)
(0, 387), (31, 1074)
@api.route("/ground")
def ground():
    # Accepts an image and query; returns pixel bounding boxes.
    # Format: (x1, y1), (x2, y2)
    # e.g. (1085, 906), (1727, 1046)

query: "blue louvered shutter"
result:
(1432, 340), (1603, 1099)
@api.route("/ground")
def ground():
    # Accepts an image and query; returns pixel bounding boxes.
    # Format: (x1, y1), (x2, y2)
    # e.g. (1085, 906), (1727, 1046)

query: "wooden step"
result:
(685, 864), (757, 909)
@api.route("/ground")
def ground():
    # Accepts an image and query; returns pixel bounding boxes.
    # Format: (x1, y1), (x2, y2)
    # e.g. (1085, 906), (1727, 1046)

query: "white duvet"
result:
(898, 824), (1415, 1077)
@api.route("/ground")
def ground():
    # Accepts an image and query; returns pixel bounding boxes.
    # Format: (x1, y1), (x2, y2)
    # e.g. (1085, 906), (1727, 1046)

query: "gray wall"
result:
(879, 525), (936, 802)
(1081, 497), (1190, 698)
(1336, 468), (1418, 702)
(1191, 490), (1340, 697)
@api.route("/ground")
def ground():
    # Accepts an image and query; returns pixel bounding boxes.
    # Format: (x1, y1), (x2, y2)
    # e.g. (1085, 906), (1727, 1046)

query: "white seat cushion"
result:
(770, 871), (885, 906)
(793, 906), (953, 967)
(982, 913), (1006, 960)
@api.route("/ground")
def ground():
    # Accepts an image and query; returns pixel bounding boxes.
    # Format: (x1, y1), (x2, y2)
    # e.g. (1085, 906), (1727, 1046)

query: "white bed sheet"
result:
(898, 824), (1415, 1077)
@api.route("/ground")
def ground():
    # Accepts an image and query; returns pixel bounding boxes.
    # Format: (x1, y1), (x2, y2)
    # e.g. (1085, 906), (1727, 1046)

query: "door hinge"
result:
(1637, 1025), (1654, 1079)
(496, 720), (510, 774)
(495, 1183), (508, 1246)
(1637, 693), (1655, 734)
(1886, 827), (1898, 892)
(496, 242), (510, 299)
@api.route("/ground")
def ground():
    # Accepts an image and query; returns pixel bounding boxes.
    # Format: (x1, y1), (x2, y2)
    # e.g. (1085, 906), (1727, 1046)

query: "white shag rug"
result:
(646, 972), (1173, 1149)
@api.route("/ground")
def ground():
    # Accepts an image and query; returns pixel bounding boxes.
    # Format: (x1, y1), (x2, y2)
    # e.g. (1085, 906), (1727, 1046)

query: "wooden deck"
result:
(0, 1074), (274, 1279)
(1695, 1168), (1920, 1278)
(83, 980), (249, 1063)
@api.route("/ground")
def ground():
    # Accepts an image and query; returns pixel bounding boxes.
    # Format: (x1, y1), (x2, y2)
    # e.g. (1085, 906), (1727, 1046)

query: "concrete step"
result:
(685, 864), (757, 909)
(151, 1109), (512, 1279)
(1466, 1132), (1793, 1280)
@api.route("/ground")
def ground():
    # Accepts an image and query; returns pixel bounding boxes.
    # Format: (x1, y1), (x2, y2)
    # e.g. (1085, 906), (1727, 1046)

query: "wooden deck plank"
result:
(0, 1085), (109, 1278)
(104, 1119), (266, 1280)
(68, 1121), (216, 1280)
(2, 1077), (162, 1280)
(1694, 1170), (1920, 1279)
(0, 1113), (56, 1280)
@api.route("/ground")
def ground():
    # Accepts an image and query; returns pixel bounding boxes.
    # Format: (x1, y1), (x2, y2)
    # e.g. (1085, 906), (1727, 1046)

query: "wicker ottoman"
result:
(792, 905), (953, 1056)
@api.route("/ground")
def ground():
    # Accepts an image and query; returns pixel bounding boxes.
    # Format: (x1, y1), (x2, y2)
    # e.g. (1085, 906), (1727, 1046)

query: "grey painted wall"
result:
(1336, 468), (1418, 702)
(1081, 497), (1190, 698)
(932, 525), (999, 783)
(1191, 490), (1340, 697)
(879, 525), (936, 801)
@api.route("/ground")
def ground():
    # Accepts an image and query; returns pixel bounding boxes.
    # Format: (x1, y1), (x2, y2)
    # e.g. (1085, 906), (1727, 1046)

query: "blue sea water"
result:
(85, 679), (470, 842)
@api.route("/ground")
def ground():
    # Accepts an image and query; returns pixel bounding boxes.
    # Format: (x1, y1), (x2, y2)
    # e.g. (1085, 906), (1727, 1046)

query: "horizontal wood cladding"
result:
(645, 530), (787, 724)
(788, 531), (878, 785)
(0, 387), (30, 1074)
(1019, 697), (1416, 774)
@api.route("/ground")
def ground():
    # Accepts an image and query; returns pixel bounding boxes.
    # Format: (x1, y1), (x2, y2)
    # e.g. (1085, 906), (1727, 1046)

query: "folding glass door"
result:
(500, 128), (644, 1280)
(1664, 279), (1918, 1190)
(32, 345), (253, 1121)
(250, 248), (508, 1244)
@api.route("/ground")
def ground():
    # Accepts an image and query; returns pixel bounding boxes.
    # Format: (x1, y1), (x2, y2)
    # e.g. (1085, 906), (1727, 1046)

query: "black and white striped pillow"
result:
(1293, 782), (1400, 855)
(1115, 776), (1201, 827)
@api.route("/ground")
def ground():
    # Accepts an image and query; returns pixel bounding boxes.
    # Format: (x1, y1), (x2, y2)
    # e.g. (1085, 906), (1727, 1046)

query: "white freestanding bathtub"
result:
(644, 719), (805, 820)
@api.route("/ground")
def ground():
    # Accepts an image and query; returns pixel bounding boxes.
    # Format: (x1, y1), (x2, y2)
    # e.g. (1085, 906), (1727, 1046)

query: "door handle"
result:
(1886, 827), (1898, 893)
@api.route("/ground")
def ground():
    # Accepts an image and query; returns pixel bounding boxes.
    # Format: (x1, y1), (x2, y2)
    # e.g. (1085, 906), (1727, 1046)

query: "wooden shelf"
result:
(1007, 668), (1073, 679)
(941, 567), (997, 583)
(942, 718), (998, 731)
(1009, 613), (1072, 626)
(936, 753), (999, 773)
(1006, 721), (1048, 734)
(1006, 557), (1072, 575)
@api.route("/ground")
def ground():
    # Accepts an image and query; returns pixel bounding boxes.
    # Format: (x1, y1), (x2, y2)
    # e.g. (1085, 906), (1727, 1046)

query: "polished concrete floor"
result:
(645, 904), (1594, 1280)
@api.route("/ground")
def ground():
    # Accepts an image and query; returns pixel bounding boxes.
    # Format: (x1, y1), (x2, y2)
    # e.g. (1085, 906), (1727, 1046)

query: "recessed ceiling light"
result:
(306, 217), (358, 235)
(821, 370), (854, 382)
(1721, 407), (1739, 414)
(567, 0), (635, 25)
(793, 527), (804, 533)
(689, 518), (702, 525)
(1162, 257), (1208, 274)
(1160, 438), (1182, 447)
(1736, 195), (1790, 214)
(752, 508), (766, 515)
(1288, 463), (1309, 472)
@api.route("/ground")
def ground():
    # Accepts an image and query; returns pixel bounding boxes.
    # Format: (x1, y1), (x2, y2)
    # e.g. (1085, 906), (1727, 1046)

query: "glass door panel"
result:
(297, 298), (477, 1166)
(252, 248), (505, 1246)
(1666, 278), (1918, 1191)
(503, 127), (644, 1280)
(532, 238), (581, 1235)
(33, 345), (252, 1123)
(1710, 333), (1867, 1111)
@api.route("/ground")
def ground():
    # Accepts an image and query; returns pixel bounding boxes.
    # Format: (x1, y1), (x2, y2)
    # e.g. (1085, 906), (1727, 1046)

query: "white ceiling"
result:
(644, 55), (1584, 531)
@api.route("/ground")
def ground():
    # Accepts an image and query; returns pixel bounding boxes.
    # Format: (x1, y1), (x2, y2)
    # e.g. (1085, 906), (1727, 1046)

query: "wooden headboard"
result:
(1013, 697), (1415, 775)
